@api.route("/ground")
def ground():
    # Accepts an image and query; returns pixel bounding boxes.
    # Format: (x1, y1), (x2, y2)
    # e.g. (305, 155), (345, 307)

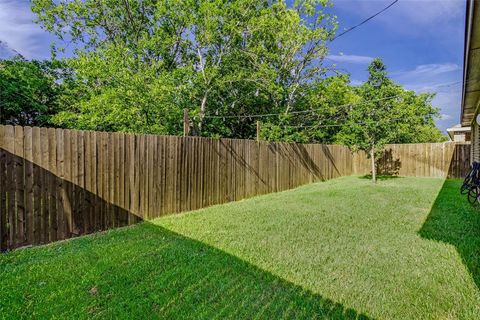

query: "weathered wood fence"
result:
(0, 125), (353, 250)
(0, 125), (471, 250)
(352, 142), (471, 178)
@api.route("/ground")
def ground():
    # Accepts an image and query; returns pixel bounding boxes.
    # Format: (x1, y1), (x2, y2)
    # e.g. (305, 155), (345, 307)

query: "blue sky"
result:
(325, 0), (466, 132)
(0, 0), (466, 133)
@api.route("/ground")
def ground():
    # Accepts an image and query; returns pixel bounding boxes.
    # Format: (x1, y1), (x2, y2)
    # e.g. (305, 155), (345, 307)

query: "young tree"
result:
(337, 58), (445, 182)
(336, 59), (392, 182)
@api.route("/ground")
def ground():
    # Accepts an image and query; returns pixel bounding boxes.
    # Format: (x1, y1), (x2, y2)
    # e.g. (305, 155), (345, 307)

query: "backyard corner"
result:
(1, 176), (479, 319)
(1, 0), (478, 319)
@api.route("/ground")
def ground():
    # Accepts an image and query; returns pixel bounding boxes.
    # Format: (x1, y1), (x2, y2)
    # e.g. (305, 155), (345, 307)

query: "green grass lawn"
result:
(1, 176), (480, 319)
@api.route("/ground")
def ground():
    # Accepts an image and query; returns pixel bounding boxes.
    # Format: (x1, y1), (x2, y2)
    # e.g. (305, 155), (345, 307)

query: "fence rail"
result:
(0, 125), (471, 251)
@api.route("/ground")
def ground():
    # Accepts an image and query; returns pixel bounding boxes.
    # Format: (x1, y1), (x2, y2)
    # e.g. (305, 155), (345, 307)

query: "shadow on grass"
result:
(419, 179), (480, 291)
(1, 223), (373, 319)
(359, 174), (402, 181)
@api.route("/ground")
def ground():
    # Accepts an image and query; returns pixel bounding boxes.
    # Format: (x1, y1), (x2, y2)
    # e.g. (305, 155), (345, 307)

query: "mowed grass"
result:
(1, 176), (480, 319)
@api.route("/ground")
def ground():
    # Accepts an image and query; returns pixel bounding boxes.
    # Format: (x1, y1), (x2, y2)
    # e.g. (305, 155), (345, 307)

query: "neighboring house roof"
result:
(446, 124), (471, 140)
(461, 0), (480, 126)
(447, 124), (471, 131)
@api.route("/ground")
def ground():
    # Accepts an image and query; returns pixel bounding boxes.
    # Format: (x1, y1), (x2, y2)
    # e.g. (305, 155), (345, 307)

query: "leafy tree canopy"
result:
(0, 57), (76, 126)
(1, 2), (446, 153)
(32, 0), (337, 136)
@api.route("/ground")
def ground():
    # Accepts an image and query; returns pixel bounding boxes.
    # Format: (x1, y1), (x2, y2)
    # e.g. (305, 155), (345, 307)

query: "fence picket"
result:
(0, 125), (472, 250)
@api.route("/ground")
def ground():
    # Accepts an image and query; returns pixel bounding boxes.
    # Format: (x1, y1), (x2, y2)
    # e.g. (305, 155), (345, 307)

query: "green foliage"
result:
(17, 2), (446, 145)
(322, 59), (446, 181)
(337, 58), (445, 151)
(261, 74), (360, 143)
(388, 90), (447, 144)
(0, 57), (73, 126)
(333, 58), (445, 181)
(32, 0), (337, 137)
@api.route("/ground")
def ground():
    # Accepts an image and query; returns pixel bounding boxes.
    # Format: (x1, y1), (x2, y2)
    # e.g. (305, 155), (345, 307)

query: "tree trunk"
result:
(198, 91), (208, 134)
(370, 146), (376, 183)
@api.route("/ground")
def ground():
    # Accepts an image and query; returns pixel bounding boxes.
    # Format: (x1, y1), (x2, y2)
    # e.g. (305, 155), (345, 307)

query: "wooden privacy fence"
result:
(0, 125), (353, 250)
(0, 125), (471, 251)
(352, 142), (471, 178)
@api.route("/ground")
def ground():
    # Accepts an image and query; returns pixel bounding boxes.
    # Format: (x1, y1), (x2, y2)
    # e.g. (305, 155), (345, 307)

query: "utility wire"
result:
(204, 94), (402, 119)
(402, 78), (480, 93)
(331, 0), (400, 41)
(283, 117), (405, 130)
(204, 77), (480, 120)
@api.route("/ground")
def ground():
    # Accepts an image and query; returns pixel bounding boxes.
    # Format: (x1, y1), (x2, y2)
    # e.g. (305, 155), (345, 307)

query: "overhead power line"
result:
(331, 0), (400, 41)
(284, 117), (406, 130)
(204, 94), (402, 120)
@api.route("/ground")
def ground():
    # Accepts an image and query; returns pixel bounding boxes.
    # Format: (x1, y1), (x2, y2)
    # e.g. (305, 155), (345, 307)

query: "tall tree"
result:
(260, 74), (359, 143)
(32, 0), (337, 137)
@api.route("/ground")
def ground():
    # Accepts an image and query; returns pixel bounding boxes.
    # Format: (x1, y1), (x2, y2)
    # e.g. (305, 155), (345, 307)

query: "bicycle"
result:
(461, 161), (480, 195)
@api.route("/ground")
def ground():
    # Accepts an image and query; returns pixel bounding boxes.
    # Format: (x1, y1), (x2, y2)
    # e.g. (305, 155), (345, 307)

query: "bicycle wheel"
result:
(467, 186), (479, 206)
(461, 181), (472, 195)
(461, 170), (475, 194)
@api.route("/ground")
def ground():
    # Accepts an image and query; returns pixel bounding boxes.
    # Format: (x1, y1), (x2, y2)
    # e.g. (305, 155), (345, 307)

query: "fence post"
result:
(256, 121), (261, 142)
(183, 109), (190, 137)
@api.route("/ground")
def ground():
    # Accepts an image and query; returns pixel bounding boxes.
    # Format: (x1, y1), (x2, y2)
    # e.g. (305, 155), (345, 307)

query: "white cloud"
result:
(393, 63), (461, 78)
(393, 64), (462, 97)
(326, 54), (374, 64)
(335, 0), (464, 29)
(0, 0), (53, 59)
(329, 0), (465, 133)
(432, 89), (462, 130)
(389, 62), (463, 132)
(392, 0), (463, 25)
(440, 114), (453, 121)
(403, 80), (461, 93)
